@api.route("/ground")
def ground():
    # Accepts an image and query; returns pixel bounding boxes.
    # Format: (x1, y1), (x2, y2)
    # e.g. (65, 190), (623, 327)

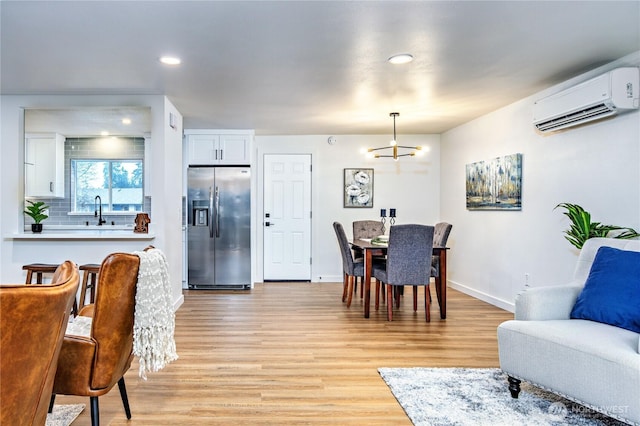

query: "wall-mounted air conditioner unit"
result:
(533, 67), (639, 133)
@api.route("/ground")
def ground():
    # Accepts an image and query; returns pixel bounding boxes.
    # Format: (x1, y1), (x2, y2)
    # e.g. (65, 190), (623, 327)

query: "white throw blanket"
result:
(132, 248), (178, 379)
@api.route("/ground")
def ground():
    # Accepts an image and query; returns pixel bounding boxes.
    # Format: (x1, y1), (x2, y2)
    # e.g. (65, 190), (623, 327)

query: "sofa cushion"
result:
(570, 246), (640, 333)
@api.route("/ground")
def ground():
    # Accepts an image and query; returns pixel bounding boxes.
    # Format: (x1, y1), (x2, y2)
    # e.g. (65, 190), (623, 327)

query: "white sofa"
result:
(498, 237), (640, 425)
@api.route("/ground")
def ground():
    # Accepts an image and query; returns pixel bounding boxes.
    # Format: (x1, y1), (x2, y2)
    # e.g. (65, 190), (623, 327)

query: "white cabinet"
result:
(220, 134), (251, 164)
(25, 133), (65, 198)
(187, 134), (218, 164)
(186, 132), (251, 165)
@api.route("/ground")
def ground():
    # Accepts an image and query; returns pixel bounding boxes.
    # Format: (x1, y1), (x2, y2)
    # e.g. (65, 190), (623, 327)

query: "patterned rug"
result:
(378, 367), (628, 426)
(46, 404), (85, 426)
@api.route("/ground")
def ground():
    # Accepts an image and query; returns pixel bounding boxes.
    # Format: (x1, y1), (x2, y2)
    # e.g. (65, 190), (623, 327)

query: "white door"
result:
(263, 154), (311, 280)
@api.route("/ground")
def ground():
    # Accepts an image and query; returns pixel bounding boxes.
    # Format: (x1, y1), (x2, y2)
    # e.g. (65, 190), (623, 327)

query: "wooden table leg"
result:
(355, 244), (384, 319)
(364, 249), (372, 318)
(438, 249), (447, 319)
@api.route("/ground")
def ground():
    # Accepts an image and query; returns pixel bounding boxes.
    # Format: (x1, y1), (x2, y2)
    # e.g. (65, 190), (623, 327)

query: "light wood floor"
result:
(55, 282), (513, 425)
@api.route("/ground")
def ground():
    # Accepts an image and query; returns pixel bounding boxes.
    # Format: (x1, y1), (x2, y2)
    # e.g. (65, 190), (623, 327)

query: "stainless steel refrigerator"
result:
(187, 167), (251, 289)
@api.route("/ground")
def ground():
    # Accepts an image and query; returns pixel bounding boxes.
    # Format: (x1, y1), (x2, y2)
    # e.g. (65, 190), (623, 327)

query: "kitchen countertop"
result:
(7, 228), (155, 240)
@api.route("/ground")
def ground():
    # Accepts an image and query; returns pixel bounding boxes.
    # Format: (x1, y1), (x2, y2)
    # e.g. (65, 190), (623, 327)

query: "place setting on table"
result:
(349, 213), (451, 320)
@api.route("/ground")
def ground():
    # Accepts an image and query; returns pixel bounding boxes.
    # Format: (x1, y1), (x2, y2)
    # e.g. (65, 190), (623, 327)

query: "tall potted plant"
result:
(555, 202), (640, 249)
(24, 200), (49, 233)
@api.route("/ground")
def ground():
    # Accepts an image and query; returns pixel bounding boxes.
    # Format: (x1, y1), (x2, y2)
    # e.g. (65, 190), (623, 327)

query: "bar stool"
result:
(78, 263), (100, 311)
(22, 262), (79, 316)
(22, 263), (59, 284)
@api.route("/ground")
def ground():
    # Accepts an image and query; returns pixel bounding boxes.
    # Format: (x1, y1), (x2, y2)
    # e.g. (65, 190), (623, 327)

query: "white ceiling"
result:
(2, 1), (639, 135)
(24, 107), (152, 137)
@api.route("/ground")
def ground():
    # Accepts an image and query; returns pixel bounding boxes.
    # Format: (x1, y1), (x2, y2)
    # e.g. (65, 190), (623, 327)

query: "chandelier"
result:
(365, 112), (423, 160)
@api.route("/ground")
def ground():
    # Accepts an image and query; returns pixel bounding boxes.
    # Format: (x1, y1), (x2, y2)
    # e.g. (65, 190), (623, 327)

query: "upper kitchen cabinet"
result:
(24, 133), (65, 198)
(186, 131), (251, 165)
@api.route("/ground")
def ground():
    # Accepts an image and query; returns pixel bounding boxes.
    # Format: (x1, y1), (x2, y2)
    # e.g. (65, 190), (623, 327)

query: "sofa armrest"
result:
(514, 282), (583, 321)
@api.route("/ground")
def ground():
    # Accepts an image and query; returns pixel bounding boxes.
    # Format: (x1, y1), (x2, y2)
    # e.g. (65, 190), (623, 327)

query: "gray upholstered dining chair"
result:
(353, 220), (384, 242)
(333, 222), (365, 307)
(431, 222), (452, 288)
(352, 220), (385, 296)
(373, 224), (435, 321)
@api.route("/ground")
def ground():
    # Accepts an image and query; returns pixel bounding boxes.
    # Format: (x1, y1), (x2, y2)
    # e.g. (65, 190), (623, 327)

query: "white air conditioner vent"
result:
(533, 67), (639, 133)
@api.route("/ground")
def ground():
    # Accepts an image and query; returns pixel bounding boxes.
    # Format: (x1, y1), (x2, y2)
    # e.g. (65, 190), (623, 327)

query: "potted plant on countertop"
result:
(24, 200), (49, 233)
(555, 202), (640, 249)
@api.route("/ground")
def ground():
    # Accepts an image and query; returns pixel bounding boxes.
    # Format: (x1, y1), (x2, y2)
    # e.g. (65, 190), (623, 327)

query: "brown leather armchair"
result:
(50, 253), (140, 426)
(0, 261), (79, 426)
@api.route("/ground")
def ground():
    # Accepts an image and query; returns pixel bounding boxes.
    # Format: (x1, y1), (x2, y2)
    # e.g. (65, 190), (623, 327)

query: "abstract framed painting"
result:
(466, 153), (522, 210)
(344, 168), (374, 208)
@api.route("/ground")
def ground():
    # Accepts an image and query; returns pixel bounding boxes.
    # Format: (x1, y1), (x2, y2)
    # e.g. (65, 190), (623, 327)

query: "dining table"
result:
(350, 239), (449, 319)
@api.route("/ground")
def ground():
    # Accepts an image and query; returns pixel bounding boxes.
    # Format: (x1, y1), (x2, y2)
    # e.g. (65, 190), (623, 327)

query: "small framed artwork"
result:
(344, 168), (374, 208)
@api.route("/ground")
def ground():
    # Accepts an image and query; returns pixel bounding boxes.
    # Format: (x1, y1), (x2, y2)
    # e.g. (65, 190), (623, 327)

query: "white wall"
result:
(157, 97), (185, 305)
(254, 134), (440, 282)
(440, 52), (640, 311)
(0, 95), (185, 310)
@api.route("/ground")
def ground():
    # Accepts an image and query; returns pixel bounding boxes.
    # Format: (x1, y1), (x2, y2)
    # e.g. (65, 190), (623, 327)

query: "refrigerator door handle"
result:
(209, 186), (214, 238)
(215, 186), (221, 238)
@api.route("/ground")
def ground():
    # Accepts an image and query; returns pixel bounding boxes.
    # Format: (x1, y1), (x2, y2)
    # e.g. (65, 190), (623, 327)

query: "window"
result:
(71, 159), (143, 213)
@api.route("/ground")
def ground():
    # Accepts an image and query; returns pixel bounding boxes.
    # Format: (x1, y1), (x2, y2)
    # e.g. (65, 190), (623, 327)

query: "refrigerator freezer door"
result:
(187, 168), (216, 286)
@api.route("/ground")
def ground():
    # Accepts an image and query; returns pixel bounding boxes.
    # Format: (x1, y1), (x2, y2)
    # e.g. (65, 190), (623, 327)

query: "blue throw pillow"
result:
(570, 246), (640, 333)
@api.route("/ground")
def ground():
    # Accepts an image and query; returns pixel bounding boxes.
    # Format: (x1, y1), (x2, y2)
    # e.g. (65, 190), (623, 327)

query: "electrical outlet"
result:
(524, 273), (531, 287)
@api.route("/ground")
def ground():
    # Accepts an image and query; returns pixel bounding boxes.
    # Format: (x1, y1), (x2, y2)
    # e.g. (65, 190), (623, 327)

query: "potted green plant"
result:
(555, 202), (640, 249)
(24, 200), (49, 233)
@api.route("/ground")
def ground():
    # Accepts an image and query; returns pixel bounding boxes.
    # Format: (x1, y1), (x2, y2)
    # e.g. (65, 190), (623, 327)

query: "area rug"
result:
(378, 367), (628, 426)
(46, 404), (85, 426)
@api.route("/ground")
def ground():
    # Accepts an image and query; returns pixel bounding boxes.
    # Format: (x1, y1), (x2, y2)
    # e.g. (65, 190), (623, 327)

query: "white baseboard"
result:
(315, 275), (343, 282)
(448, 280), (515, 313)
(173, 293), (184, 312)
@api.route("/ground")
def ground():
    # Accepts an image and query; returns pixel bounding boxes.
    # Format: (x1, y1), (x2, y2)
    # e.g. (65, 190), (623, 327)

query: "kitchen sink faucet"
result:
(94, 195), (106, 226)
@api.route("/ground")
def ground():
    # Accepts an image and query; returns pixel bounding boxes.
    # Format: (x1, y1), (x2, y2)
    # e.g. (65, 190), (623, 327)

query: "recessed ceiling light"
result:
(160, 56), (181, 65)
(122, 118), (132, 125)
(388, 53), (414, 65)
(100, 131), (109, 136)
